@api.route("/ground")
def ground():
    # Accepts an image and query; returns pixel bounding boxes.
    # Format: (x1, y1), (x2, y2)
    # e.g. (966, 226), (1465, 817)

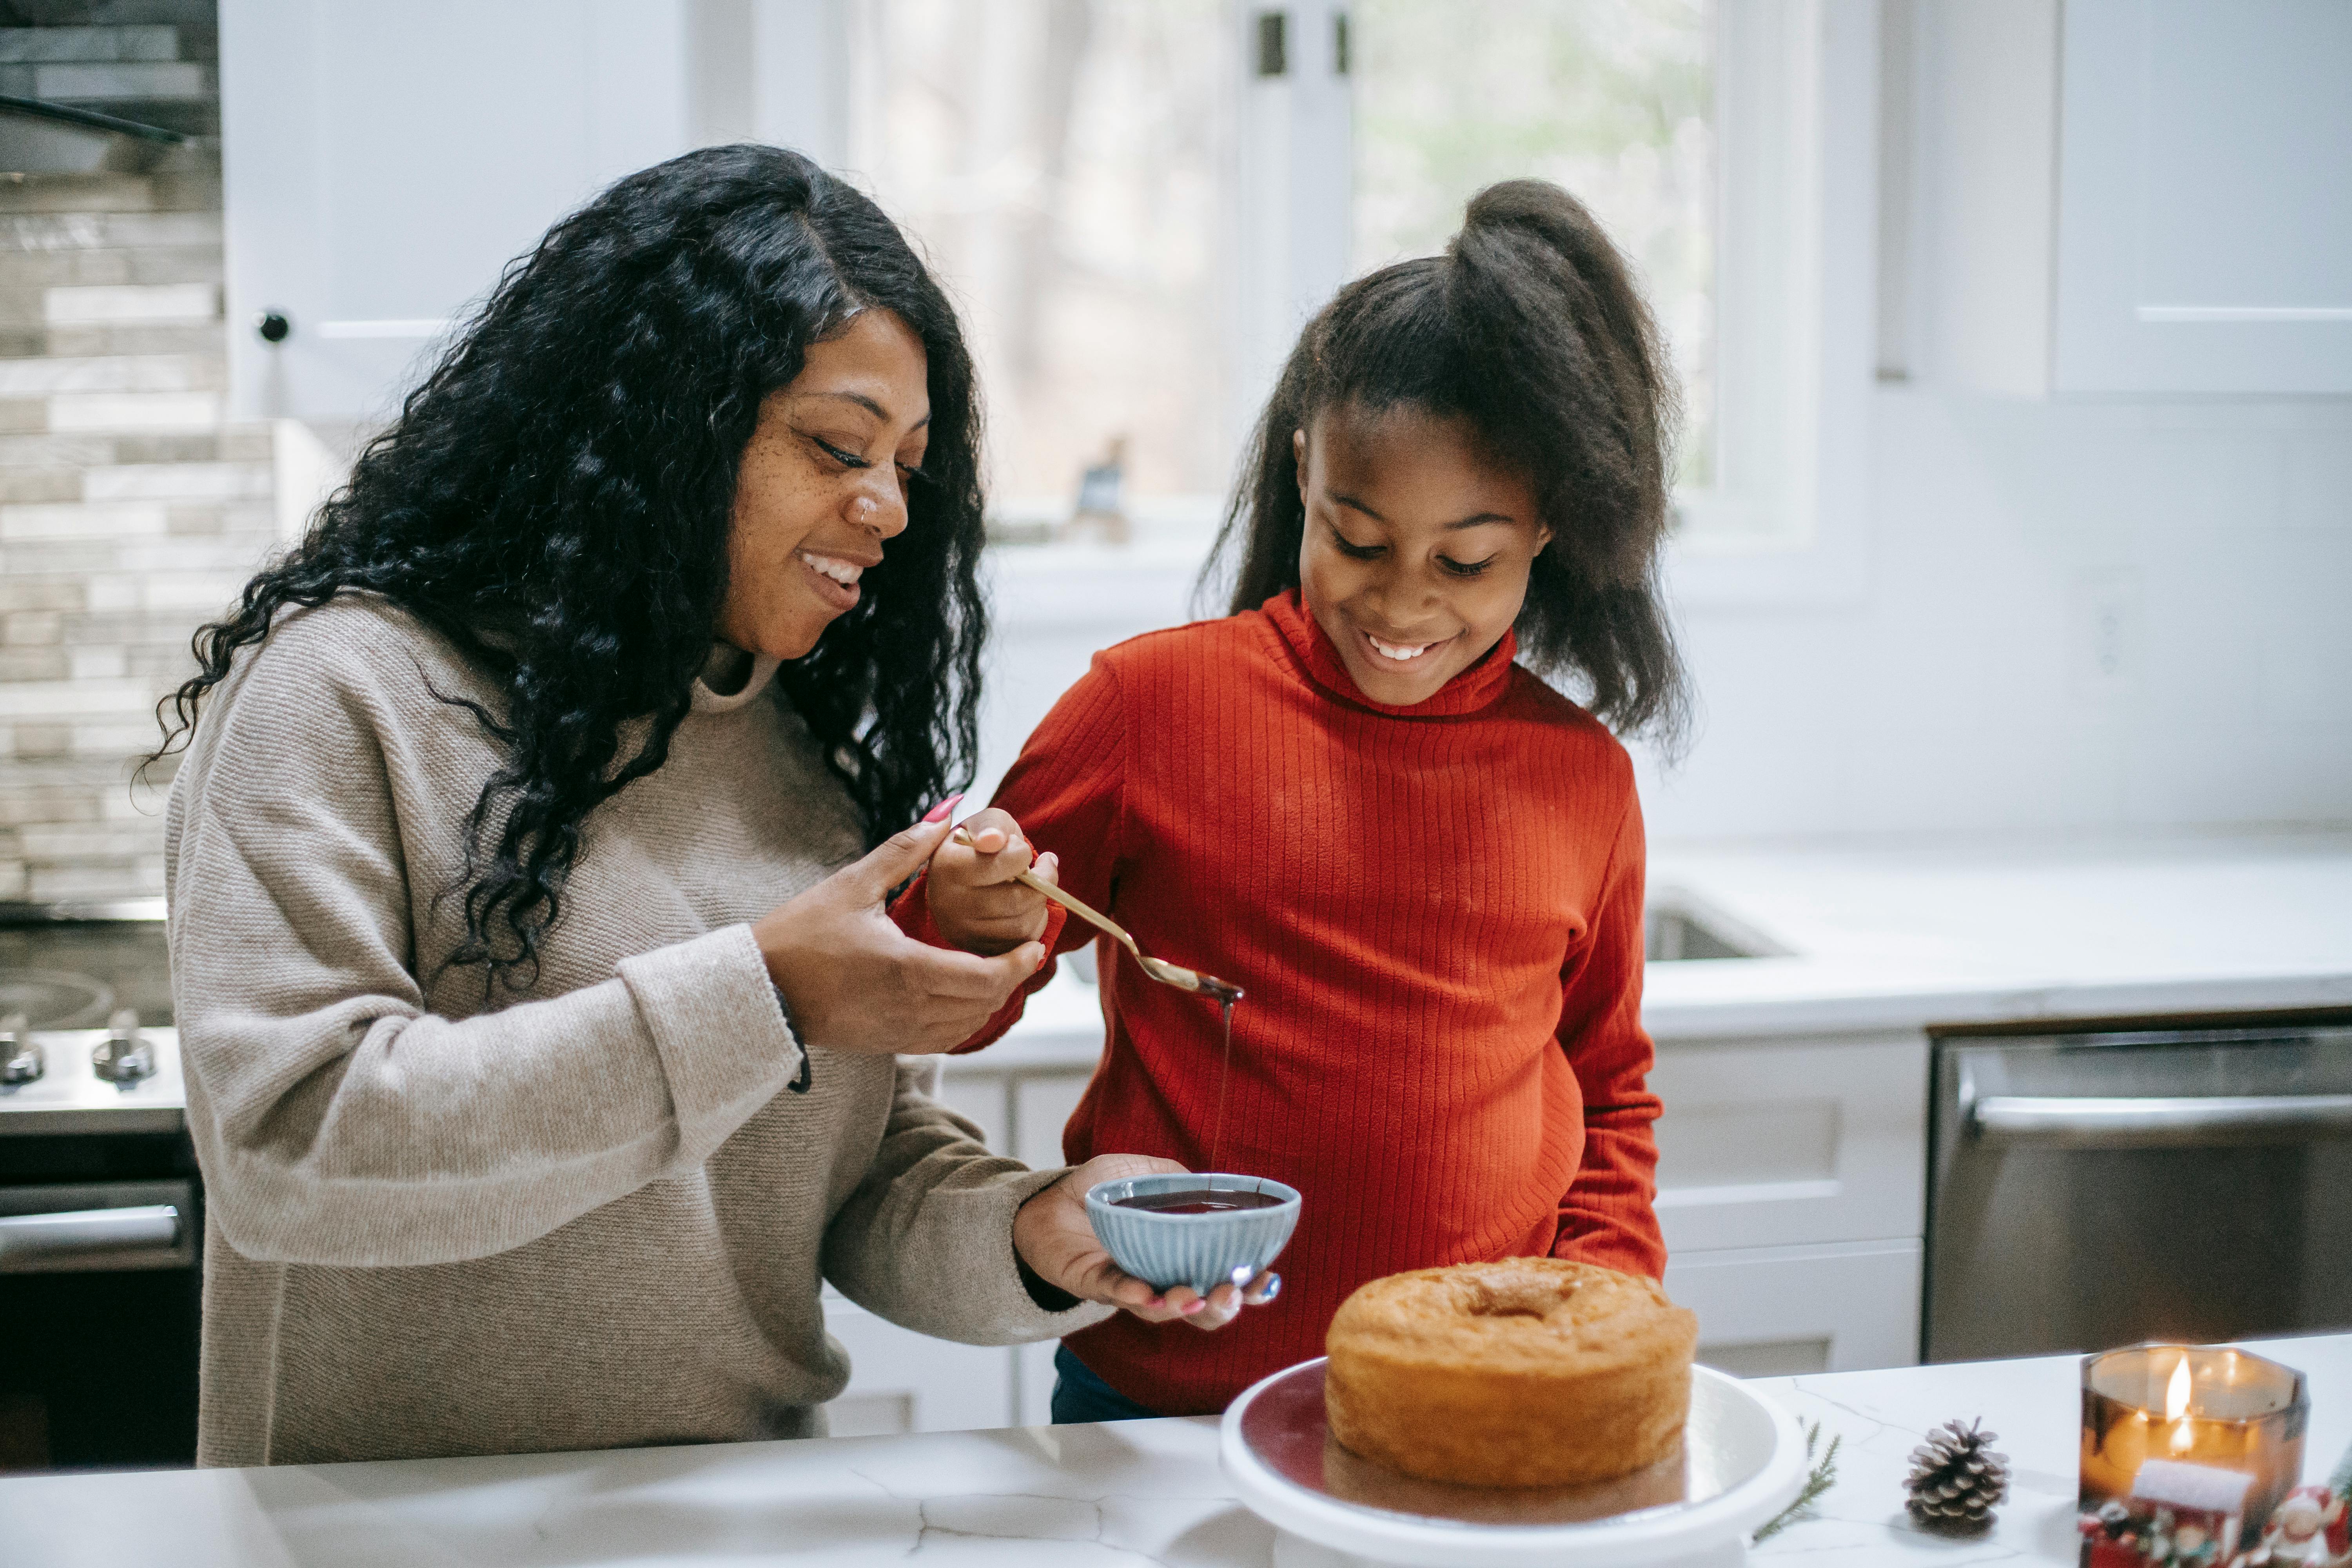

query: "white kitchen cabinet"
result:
(218, 0), (850, 424)
(1648, 1031), (1927, 1254)
(1650, 1030), (1930, 1376)
(2053, 0), (2352, 392)
(1908, 0), (2352, 394)
(1664, 1238), (1923, 1377)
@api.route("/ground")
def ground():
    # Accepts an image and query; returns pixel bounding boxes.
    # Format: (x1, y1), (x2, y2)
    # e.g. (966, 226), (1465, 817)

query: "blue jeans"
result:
(1049, 1343), (1164, 1424)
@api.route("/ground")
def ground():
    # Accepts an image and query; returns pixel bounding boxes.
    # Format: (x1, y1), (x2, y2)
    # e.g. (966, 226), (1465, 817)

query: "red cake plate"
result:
(1220, 1358), (1807, 1567)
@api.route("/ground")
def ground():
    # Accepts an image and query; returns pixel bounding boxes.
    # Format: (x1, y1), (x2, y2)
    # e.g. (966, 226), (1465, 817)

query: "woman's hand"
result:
(1013, 1154), (1282, 1330)
(925, 806), (1059, 956)
(753, 815), (1045, 1056)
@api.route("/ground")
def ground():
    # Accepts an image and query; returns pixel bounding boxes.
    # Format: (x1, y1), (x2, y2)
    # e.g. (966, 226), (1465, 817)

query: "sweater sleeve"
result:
(822, 1062), (1113, 1343)
(1547, 789), (1668, 1279)
(889, 652), (1129, 1052)
(164, 631), (806, 1270)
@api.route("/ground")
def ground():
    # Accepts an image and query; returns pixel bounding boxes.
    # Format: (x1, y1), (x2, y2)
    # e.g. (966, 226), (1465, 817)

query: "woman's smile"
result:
(798, 547), (874, 612)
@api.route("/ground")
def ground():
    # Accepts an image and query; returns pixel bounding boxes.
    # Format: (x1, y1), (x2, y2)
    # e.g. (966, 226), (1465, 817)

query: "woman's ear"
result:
(1291, 428), (1309, 505)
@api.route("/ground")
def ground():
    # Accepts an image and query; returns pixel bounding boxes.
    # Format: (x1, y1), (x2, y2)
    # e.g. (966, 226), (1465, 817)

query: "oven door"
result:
(0, 1180), (199, 1469)
(1925, 1023), (2352, 1363)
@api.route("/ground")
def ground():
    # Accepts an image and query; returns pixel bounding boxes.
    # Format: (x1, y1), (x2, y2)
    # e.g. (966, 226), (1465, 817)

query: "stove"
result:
(0, 901), (197, 1472)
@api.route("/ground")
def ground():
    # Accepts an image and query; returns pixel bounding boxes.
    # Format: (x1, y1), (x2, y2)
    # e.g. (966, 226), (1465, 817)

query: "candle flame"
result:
(2166, 1354), (2194, 1453)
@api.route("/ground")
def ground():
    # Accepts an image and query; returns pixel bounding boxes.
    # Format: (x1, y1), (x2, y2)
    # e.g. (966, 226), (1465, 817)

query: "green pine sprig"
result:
(1752, 1419), (1842, 1544)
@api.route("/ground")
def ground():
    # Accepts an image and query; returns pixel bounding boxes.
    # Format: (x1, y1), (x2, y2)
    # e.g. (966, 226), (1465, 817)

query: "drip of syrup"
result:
(1199, 979), (1241, 1171)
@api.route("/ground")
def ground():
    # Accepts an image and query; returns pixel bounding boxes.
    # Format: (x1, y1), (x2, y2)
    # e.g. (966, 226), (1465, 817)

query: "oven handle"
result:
(0, 1203), (180, 1265)
(1969, 1092), (2352, 1143)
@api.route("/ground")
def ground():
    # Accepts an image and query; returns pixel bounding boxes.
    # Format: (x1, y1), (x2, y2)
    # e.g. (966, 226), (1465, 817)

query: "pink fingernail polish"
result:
(922, 793), (965, 824)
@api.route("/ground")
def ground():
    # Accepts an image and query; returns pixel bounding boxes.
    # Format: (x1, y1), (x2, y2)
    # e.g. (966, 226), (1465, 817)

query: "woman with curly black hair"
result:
(156, 145), (1252, 1468)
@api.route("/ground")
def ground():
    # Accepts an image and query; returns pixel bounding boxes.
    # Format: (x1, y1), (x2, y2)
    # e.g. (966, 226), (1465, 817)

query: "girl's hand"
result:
(1013, 1154), (1283, 1331)
(926, 806), (1060, 956)
(752, 814), (1045, 1056)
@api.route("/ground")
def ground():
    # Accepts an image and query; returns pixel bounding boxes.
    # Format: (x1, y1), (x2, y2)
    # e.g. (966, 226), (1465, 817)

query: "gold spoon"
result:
(950, 825), (1242, 1002)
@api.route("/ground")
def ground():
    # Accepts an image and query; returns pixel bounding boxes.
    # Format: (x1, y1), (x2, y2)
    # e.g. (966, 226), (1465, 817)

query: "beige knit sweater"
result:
(163, 594), (1107, 1466)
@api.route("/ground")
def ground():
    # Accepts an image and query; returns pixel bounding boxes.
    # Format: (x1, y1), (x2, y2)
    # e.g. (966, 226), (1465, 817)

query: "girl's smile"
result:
(1362, 628), (1457, 665)
(1293, 404), (1551, 707)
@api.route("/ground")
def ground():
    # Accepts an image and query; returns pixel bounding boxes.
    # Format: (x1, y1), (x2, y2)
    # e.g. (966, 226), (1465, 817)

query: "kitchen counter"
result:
(1641, 832), (2352, 1040)
(8, 1332), (2346, 1565)
(984, 832), (2352, 1067)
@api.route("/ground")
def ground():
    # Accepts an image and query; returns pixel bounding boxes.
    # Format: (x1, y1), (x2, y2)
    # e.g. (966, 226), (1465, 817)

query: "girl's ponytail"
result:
(1208, 178), (1689, 750)
(1448, 180), (1674, 588)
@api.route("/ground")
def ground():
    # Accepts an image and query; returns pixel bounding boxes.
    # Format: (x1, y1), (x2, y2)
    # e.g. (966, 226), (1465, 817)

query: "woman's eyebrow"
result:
(1445, 512), (1514, 530)
(802, 390), (931, 430)
(1329, 490), (1387, 523)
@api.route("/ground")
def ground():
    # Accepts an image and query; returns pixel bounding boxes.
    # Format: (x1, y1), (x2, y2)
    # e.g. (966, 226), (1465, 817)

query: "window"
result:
(847, 0), (1234, 522)
(844, 0), (1871, 597)
(1352, 0), (1717, 486)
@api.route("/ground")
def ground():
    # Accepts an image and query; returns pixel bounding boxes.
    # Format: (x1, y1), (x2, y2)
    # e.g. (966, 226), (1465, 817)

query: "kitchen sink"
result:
(1644, 897), (1778, 962)
(1056, 900), (1777, 975)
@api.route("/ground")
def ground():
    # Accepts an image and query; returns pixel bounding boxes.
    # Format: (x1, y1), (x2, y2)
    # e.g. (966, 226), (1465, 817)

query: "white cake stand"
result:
(1219, 1358), (1808, 1568)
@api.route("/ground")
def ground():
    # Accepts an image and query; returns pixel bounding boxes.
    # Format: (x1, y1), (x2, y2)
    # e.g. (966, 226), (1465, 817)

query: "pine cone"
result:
(1904, 1418), (2010, 1532)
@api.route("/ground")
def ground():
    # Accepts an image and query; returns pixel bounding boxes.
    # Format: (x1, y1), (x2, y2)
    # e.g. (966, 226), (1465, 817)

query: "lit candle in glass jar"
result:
(2078, 1343), (2307, 1561)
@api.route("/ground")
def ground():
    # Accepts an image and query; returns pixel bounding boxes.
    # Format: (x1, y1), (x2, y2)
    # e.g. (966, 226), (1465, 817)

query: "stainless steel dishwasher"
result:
(1924, 1014), (2352, 1363)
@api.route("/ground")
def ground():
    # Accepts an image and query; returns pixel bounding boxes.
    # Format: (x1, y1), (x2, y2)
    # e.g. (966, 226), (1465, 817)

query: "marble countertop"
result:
(971, 832), (2352, 1067)
(9, 1332), (2346, 1566)
(1751, 1332), (2350, 1564)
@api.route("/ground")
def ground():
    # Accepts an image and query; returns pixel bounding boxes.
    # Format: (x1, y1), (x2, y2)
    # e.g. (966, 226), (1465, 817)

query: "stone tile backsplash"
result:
(0, 134), (275, 901)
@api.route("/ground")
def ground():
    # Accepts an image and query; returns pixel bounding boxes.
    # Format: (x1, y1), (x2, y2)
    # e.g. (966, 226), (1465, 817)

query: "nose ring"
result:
(851, 494), (880, 530)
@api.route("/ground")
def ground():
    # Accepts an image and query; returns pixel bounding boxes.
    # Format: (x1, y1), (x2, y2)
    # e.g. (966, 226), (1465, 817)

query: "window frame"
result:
(1663, 0), (1878, 607)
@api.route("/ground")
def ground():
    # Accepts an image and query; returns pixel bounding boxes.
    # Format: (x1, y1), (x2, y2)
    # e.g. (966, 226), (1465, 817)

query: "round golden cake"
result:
(1323, 1258), (1699, 1489)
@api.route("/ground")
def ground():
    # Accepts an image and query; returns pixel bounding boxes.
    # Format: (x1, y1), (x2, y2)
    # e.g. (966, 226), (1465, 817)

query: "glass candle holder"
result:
(2079, 1343), (2307, 1561)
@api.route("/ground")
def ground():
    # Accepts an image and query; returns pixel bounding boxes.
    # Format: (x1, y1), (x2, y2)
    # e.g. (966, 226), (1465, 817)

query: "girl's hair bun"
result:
(1459, 177), (1597, 247)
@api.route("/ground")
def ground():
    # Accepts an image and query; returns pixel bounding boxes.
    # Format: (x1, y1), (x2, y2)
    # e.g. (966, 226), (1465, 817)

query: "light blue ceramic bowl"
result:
(1084, 1172), (1302, 1295)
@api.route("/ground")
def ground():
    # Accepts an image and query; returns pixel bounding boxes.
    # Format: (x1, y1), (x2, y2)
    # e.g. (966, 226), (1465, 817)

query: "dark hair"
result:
(1207, 178), (1688, 746)
(149, 144), (989, 987)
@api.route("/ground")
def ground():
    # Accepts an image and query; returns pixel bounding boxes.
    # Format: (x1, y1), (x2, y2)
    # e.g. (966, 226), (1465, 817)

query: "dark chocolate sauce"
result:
(1207, 991), (1237, 1169)
(1112, 1189), (1286, 1214)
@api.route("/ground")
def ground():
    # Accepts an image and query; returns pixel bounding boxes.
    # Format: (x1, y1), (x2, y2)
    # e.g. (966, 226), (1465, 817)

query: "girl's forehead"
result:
(1306, 404), (1536, 520)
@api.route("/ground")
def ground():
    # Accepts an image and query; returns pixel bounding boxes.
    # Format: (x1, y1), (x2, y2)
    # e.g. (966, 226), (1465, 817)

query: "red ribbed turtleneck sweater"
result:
(898, 589), (1663, 1415)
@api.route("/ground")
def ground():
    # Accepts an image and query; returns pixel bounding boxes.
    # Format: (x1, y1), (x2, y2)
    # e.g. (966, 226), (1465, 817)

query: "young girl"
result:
(901, 179), (1689, 1420)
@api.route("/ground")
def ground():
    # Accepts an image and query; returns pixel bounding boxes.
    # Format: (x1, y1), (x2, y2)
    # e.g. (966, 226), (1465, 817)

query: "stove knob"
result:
(0, 1011), (39, 1085)
(91, 1008), (154, 1085)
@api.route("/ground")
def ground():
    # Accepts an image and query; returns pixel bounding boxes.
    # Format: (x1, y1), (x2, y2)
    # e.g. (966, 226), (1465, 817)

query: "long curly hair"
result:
(1207, 178), (1688, 747)
(151, 145), (989, 988)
